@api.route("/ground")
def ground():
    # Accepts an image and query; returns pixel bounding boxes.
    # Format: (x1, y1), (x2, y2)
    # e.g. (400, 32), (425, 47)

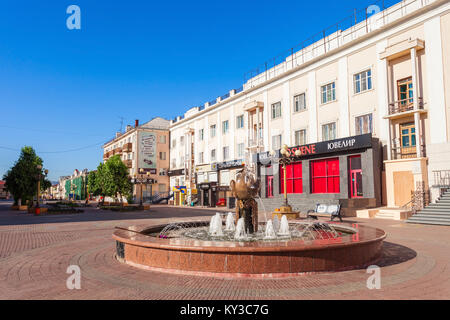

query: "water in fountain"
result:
(264, 220), (277, 240)
(273, 215), (280, 234)
(234, 218), (248, 240)
(225, 212), (236, 232)
(209, 213), (223, 237)
(277, 215), (291, 237)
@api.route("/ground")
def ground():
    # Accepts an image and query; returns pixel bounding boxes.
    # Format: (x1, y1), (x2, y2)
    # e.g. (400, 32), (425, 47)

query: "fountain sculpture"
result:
(230, 167), (260, 234)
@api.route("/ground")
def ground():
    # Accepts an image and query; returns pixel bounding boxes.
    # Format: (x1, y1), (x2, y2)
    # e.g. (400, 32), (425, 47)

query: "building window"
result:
(271, 102), (282, 119)
(355, 114), (373, 135)
(159, 168), (167, 176)
(158, 184), (166, 192)
(198, 152), (204, 164)
(294, 129), (307, 146)
(180, 156), (184, 167)
(172, 139), (176, 148)
(311, 158), (340, 194)
(210, 125), (216, 138)
(180, 136), (184, 145)
(321, 82), (336, 104)
(272, 135), (282, 150)
(159, 135), (166, 144)
(223, 146), (229, 160)
(199, 129), (204, 141)
(159, 152), (166, 160)
(128, 153), (132, 160)
(222, 120), (229, 134)
(280, 162), (303, 194)
(211, 149), (216, 161)
(354, 69), (372, 94)
(236, 115), (244, 129)
(293, 93), (306, 112)
(322, 122), (336, 141)
(237, 143), (245, 158)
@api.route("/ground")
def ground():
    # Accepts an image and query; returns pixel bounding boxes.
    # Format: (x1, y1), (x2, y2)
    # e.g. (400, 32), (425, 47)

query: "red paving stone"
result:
(0, 201), (449, 299)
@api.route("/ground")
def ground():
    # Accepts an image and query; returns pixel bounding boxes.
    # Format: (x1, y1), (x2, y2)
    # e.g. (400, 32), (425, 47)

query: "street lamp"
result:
(35, 165), (48, 210)
(270, 145), (301, 219)
(131, 169), (154, 207)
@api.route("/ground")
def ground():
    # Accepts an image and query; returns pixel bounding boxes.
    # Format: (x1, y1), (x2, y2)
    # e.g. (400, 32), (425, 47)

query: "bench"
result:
(307, 204), (343, 222)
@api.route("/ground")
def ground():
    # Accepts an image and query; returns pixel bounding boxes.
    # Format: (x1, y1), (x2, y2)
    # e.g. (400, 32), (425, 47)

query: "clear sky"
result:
(0, 0), (391, 182)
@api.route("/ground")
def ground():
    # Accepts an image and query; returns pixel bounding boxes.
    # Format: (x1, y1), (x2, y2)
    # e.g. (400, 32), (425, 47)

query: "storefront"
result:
(254, 134), (382, 216)
(215, 159), (244, 208)
(168, 169), (185, 206)
(198, 182), (217, 207)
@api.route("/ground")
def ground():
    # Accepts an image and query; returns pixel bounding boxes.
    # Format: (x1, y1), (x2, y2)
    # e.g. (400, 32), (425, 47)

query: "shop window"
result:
(280, 162), (303, 194)
(311, 158), (340, 194)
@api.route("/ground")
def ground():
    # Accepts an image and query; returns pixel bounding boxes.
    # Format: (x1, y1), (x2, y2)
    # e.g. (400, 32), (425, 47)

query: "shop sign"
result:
(256, 134), (372, 162)
(216, 159), (245, 170)
(168, 169), (185, 176)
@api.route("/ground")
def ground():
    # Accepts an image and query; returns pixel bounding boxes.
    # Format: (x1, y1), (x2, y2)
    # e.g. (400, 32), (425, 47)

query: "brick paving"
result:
(0, 200), (449, 299)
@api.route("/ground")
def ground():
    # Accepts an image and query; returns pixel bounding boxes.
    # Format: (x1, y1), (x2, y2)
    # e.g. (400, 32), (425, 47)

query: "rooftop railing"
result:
(244, 0), (436, 89)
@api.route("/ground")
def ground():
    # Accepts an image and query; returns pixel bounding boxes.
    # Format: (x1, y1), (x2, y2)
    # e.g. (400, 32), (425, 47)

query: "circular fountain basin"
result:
(113, 221), (386, 278)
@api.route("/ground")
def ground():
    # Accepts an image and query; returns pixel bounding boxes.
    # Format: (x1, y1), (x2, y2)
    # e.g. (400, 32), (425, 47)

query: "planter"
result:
(11, 205), (19, 210)
(19, 205), (28, 211)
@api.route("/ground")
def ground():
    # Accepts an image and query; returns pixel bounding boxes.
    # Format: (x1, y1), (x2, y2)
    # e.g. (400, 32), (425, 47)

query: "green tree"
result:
(2, 146), (50, 206)
(103, 155), (132, 205)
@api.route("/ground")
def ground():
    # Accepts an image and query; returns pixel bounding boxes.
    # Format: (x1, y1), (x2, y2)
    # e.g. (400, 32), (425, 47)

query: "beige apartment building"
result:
(169, 0), (450, 215)
(103, 117), (170, 202)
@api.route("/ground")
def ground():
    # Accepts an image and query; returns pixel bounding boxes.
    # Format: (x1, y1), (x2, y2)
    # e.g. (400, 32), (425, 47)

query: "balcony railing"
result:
(388, 97), (423, 116)
(432, 170), (450, 188)
(391, 144), (426, 160)
(123, 159), (133, 168)
(248, 138), (264, 148)
(122, 143), (132, 152)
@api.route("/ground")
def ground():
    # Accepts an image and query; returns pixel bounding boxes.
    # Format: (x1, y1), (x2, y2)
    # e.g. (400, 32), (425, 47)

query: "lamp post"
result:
(131, 169), (154, 207)
(35, 165), (48, 212)
(270, 145), (301, 219)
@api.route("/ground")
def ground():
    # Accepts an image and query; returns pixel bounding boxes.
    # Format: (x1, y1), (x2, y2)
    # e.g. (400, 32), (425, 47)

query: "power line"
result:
(0, 139), (111, 154)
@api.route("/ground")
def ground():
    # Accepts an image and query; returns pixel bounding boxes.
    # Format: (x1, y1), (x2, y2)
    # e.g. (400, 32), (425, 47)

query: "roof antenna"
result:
(118, 116), (125, 132)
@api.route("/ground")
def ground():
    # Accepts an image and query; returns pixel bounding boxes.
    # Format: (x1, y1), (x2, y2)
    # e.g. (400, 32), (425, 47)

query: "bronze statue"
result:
(230, 167), (260, 233)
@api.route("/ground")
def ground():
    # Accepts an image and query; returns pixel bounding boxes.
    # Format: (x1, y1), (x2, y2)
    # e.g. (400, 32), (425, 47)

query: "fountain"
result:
(225, 212), (236, 232)
(113, 164), (386, 277)
(264, 220), (277, 240)
(277, 215), (291, 237)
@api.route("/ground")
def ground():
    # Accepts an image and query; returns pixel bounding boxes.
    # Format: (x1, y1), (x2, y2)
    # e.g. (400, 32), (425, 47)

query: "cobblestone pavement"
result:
(0, 200), (449, 300)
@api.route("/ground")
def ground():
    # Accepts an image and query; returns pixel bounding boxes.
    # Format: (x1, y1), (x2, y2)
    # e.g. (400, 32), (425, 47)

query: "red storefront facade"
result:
(255, 134), (382, 216)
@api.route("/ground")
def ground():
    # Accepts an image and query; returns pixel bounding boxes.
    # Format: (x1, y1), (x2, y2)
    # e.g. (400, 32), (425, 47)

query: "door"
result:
(349, 156), (363, 198)
(393, 171), (414, 207)
(400, 122), (416, 158)
(266, 176), (274, 198)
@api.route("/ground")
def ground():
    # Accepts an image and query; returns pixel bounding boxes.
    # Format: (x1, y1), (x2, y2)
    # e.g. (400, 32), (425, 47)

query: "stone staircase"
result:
(406, 190), (450, 226)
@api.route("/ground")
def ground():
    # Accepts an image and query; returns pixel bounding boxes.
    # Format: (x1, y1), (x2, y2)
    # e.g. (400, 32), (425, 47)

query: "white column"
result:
(338, 57), (350, 138)
(410, 48), (421, 158)
(230, 105), (235, 159)
(282, 81), (292, 146)
(308, 71), (318, 143)
(217, 112), (222, 162)
(425, 16), (447, 144)
(263, 91), (270, 151)
(256, 106), (261, 148)
(204, 117), (209, 163)
(377, 40), (390, 159)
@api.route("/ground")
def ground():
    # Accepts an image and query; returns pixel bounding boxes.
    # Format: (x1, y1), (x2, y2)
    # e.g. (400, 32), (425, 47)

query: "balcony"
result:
(122, 143), (132, 152)
(385, 98), (425, 119)
(123, 159), (133, 168)
(248, 138), (264, 148)
(391, 144), (426, 160)
(113, 147), (122, 155)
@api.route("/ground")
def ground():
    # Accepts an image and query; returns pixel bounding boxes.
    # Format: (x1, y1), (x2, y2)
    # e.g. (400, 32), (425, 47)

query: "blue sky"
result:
(0, 0), (391, 181)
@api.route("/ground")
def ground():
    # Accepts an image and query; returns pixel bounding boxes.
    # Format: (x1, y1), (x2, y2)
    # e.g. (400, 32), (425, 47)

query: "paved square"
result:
(0, 201), (449, 300)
